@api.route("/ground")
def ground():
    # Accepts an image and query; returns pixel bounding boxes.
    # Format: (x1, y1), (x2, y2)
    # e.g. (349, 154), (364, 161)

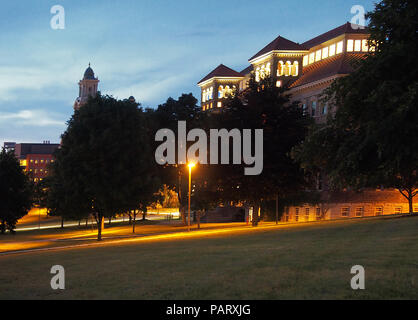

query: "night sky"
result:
(0, 0), (376, 145)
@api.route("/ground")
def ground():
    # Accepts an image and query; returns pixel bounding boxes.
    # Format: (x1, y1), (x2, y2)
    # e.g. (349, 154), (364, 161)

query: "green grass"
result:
(0, 216), (417, 299)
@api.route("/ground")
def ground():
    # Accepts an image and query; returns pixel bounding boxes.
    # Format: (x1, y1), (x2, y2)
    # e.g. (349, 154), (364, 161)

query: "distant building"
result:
(73, 63), (100, 110)
(3, 142), (16, 153)
(14, 141), (60, 182)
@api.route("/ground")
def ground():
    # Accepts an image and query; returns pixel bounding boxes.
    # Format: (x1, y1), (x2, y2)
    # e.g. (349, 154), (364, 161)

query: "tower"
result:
(73, 63), (100, 110)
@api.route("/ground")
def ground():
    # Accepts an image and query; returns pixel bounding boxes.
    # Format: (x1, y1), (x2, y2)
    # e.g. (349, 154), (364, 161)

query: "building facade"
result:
(197, 22), (410, 222)
(11, 142), (60, 182)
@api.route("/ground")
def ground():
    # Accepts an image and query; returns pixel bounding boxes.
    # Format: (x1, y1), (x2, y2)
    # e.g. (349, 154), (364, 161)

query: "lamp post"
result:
(187, 162), (195, 231)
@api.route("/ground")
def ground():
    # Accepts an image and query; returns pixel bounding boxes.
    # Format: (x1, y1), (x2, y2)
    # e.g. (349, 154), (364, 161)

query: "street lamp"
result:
(187, 162), (195, 231)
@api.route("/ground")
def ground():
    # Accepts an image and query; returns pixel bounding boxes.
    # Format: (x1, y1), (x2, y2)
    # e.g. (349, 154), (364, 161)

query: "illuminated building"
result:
(12, 141), (60, 182)
(198, 22), (370, 113)
(198, 22), (412, 221)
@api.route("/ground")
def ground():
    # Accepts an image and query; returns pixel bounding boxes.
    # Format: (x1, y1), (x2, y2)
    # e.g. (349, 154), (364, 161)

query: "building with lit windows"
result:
(198, 22), (411, 222)
(12, 142), (60, 182)
(198, 22), (371, 113)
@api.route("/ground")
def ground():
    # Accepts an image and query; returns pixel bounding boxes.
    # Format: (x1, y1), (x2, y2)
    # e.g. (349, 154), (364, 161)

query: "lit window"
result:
(336, 41), (343, 54)
(285, 61), (292, 76)
(322, 47), (329, 59)
(341, 207), (350, 217)
(276, 61), (283, 76)
(218, 86), (224, 98)
(355, 207), (364, 217)
(315, 49), (321, 62)
(19, 159), (27, 167)
(394, 207), (402, 214)
(354, 40), (361, 52)
(414, 206), (418, 213)
(224, 85), (230, 97)
(362, 39), (368, 52)
(210, 103), (213, 109)
(30, 159), (34, 163)
(265, 63), (271, 76)
(217, 102), (222, 108)
(375, 207), (383, 216)
(295, 208), (299, 222)
(309, 52), (315, 64)
(276, 80), (282, 87)
(347, 39), (354, 52)
(305, 208), (310, 221)
(303, 55), (308, 66)
(291, 61), (299, 76)
(35, 160), (38, 164)
(329, 44), (336, 56)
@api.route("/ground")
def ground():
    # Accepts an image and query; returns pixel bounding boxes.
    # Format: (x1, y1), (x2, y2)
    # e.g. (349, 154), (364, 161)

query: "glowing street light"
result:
(187, 162), (195, 232)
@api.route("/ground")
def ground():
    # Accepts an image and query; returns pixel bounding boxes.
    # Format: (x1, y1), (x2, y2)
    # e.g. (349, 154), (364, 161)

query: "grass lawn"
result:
(0, 215), (417, 299)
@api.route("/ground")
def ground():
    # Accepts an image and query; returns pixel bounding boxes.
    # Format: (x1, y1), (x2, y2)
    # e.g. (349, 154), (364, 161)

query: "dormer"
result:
(197, 64), (244, 111)
(248, 35), (308, 87)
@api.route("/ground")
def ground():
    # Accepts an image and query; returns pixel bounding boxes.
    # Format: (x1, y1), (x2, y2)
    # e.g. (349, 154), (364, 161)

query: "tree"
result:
(151, 93), (205, 225)
(50, 94), (158, 240)
(0, 149), (32, 233)
(294, 0), (418, 213)
(208, 76), (314, 225)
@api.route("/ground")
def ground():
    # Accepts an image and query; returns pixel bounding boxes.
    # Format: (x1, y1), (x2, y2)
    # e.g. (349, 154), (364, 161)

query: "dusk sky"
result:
(0, 0), (376, 145)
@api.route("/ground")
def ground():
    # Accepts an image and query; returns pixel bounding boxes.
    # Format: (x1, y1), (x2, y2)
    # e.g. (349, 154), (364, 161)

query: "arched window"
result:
(218, 86), (224, 98)
(285, 61), (292, 76)
(255, 67), (260, 82)
(265, 63), (271, 76)
(277, 61), (284, 76)
(224, 85), (231, 97)
(292, 61), (299, 76)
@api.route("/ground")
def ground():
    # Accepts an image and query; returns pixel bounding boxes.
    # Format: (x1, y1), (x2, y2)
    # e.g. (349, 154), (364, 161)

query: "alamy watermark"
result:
(155, 121), (263, 175)
(50, 265), (65, 290)
(50, 5), (65, 30)
(351, 5), (366, 29)
(350, 265), (365, 290)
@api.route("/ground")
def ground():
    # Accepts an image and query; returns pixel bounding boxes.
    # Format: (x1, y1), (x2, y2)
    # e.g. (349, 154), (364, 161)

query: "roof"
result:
(302, 22), (369, 49)
(249, 36), (307, 61)
(14, 143), (60, 159)
(240, 65), (253, 76)
(289, 53), (366, 88)
(198, 64), (244, 85)
(83, 64), (96, 80)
